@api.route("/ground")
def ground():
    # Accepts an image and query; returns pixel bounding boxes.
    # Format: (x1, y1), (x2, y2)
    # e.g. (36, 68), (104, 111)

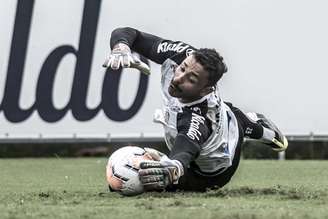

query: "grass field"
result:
(0, 158), (327, 219)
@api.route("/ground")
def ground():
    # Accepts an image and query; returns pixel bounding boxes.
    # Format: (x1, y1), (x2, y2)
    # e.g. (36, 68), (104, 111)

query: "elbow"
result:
(112, 27), (136, 34)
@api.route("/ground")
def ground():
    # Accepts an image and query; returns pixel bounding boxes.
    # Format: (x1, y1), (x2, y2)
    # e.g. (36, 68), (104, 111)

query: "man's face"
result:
(168, 55), (212, 103)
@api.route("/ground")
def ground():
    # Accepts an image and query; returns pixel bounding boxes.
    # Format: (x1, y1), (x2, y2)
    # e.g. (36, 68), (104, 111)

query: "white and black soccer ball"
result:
(106, 146), (153, 196)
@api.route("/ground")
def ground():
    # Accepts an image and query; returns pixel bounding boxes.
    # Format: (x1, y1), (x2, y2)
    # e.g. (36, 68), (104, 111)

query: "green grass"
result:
(0, 158), (327, 219)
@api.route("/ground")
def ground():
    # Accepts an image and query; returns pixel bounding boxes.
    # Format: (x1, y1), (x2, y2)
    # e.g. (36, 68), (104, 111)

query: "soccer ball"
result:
(106, 146), (153, 196)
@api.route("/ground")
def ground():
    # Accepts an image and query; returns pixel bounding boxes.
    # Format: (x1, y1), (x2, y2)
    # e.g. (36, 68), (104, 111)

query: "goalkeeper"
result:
(103, 27), (288, 192)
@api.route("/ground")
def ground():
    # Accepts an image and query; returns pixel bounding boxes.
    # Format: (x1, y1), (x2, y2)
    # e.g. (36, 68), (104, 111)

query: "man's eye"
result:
(189, 77), (197, 83)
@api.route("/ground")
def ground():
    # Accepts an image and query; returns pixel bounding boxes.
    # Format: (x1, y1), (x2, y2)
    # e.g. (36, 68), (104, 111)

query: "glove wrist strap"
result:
(113, 43), (131, 53)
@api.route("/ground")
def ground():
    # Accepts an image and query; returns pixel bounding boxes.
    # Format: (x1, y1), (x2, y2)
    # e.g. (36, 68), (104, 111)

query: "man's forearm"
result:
(110, 27), (138, 49)
(169, 134), (201, 172)
(110, 27), (163, 63)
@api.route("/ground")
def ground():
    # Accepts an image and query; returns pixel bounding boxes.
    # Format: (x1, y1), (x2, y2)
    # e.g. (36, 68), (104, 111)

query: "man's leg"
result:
(246, 113), (288, 151)
(226, 102), (288, 152)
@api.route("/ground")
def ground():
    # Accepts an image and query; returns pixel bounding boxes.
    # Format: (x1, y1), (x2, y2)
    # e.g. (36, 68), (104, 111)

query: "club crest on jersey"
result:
(191, 107), (201, 114)
(186, 48), (194, 57)
(187, 113), (205, 141)
(157, 42), (189, 53)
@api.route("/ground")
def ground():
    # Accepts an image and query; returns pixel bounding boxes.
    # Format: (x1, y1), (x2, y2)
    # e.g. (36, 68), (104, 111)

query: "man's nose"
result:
(173, 74), (184, 84)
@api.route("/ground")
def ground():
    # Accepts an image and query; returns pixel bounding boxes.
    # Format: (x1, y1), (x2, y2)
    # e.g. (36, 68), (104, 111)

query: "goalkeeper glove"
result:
(139, 155), (184, 191)
(102, 43), (150, 75)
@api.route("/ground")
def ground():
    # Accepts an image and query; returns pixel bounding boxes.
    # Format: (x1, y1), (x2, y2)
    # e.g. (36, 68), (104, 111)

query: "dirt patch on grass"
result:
(204, 185), (327, 200)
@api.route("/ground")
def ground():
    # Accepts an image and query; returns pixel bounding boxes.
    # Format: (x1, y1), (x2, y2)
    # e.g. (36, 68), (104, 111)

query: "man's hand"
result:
(139, 156), (184, 191)
(102, 43), (150, 75)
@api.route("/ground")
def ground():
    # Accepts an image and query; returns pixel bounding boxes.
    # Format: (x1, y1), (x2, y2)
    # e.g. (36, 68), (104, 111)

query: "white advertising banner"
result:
(1, 0), (327, 141)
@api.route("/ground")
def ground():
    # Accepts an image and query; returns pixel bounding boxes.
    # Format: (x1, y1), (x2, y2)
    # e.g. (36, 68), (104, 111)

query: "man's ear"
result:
(200, 86), (214, 97)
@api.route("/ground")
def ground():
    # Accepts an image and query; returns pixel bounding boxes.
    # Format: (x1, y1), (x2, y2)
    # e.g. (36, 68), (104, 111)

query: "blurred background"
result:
(1, 0), (327, 158)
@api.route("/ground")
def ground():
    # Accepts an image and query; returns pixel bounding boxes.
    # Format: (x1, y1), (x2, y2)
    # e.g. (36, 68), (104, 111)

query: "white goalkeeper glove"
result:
(102, 43), (150, 75)
(139, 151), (184, 191)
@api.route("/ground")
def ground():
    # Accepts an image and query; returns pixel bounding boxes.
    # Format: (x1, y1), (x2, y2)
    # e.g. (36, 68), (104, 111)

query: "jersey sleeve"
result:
(110, 27), (196, 65)
(169, 108), (211, 170)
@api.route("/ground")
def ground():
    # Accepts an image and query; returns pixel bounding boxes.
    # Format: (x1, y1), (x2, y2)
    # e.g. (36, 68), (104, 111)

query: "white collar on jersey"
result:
(179, 93), (212, 107)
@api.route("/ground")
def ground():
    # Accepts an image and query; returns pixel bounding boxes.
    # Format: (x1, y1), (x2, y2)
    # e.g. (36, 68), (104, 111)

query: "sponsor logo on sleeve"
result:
(157, 42), (189, 54)
(186, 113), (205, 141)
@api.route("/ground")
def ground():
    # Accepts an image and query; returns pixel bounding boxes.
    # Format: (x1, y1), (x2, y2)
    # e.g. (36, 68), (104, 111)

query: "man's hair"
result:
(193, 48), (227, 87)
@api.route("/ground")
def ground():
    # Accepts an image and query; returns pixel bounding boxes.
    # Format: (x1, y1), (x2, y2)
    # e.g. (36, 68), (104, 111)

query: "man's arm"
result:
(110, 27), (196, 64)
(139, 108), (211, 190)
(110, 27), (164, 64)
(170, 109), (211, 171)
